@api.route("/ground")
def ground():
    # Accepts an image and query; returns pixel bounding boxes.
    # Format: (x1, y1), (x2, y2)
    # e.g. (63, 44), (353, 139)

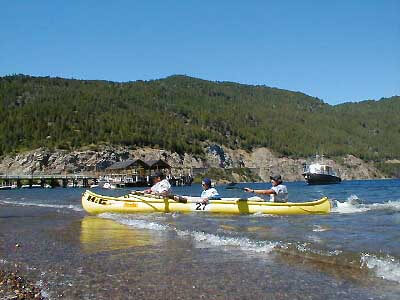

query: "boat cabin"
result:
(304, 163), (338, 176)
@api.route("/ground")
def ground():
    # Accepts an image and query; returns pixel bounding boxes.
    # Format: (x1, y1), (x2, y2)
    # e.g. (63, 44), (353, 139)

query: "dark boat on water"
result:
(302, 155), (341, 185)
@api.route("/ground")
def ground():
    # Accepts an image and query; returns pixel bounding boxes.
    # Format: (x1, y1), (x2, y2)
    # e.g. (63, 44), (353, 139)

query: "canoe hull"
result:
(303, 173), (341, 185)
(82, 190), (331, 215)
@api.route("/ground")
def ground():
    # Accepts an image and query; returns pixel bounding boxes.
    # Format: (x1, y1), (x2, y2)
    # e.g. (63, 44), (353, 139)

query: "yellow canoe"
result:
(82, 190), (331, 215)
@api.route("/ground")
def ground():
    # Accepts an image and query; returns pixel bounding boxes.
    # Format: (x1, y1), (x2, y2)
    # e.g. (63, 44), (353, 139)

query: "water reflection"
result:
(80, 216), (156, 253)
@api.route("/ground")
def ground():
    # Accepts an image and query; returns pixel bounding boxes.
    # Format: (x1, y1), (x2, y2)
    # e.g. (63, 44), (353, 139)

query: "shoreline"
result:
(0, 146), (393, 183)
(1, 183), (399, 299)
(0, 269), (44, 299)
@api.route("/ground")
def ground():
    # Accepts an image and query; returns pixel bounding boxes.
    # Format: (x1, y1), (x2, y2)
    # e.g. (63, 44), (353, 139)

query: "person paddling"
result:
(244, 175), (288, 203)
(200, 178), (221, 204)
(143, 171), (171, 196)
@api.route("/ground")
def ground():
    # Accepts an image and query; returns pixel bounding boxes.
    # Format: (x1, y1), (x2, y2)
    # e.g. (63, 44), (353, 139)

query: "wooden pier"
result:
(0, 174), (98, 189)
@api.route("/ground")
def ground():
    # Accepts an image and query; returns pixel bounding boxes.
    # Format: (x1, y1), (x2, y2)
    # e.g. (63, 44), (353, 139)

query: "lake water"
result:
(1, 179), (399, 299)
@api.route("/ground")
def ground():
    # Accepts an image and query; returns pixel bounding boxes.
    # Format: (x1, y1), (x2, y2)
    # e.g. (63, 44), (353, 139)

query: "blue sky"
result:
(1, 1), (399, 105)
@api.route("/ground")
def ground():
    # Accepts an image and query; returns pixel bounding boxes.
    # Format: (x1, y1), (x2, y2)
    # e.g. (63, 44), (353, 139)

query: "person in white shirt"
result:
(144, 171), (171, 196)
(200, 178), (221, 204)
(244, 175), (288, 203)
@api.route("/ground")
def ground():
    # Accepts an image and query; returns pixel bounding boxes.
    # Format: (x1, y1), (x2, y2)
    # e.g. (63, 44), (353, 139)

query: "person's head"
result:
(153, 171), (165, 183)
(202, 178), (212, 190)
(270, 174), (282, 186)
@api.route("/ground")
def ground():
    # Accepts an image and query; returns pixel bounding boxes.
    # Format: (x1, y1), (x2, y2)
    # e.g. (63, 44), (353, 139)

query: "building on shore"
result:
(101, 159), (193, 187)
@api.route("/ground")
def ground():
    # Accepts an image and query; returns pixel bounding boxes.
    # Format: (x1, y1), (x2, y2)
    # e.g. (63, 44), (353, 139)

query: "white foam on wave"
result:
(312, 225), (328, 232)
(332, 195), (400, 214)
(306, 234), (323, 244)
(102, 214), (352, 260)
(100, 214), (278, 256)
(332, 201), (370, 214)
(361, 253), (400, 283)
(368, 200), (400, 212)
(102, 213), (278, 255)
(105, 212), (346, 260)
(248, 212), (281, 218)
(178, 230), (278, 254)
(294, 242), (342, 257)
(0, 199), (83, 212)
(99, 213), (168, 231)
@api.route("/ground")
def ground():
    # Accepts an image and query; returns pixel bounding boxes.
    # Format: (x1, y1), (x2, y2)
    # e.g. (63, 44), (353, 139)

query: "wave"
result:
(332, 195), (400, 214)
(99, 213), (169, 231)
(361, 253), (400, 283)
(100, 214), (350, 261)
(101, 213), (278, 254)
(0, 199), (83, 212)
(101, 212), (400, 284)
(100, 213), (277, 254)
(178, 230), (277, 254)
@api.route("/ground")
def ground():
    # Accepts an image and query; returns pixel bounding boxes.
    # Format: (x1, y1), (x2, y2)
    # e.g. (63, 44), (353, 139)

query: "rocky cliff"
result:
(0, 145), (385, 182)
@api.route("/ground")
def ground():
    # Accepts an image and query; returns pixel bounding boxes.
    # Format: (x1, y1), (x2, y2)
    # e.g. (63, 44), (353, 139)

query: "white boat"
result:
(302, 155), (341, 185)
(21, 184), (43, 188)
(103, 182), (117, 189)
(0, 185), (12, 190)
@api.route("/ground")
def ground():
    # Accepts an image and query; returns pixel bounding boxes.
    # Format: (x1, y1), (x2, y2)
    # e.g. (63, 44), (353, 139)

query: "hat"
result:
(270, 175), (282, 182)
(202, 178), (212, 187)
(154, 171), (165, 179)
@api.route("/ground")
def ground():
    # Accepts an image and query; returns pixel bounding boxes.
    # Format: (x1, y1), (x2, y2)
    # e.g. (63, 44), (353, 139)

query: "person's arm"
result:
(131, 190), (146, 195)
(208, 188), (221, 200)
(244, 187), (276, 195)
(158, 189), (170, 197)
(201, 189), (221, 203)
(200, 189), (213, 203)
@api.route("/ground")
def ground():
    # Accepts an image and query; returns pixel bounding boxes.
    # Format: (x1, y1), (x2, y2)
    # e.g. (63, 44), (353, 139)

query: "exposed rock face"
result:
(0, 145), (386, 182)
(339, 154), (383, 180)
(205, 144), (233, 167)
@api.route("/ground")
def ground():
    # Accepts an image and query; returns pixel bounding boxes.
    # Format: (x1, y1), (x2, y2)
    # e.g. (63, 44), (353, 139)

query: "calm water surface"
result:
(1, 179), (399, 299)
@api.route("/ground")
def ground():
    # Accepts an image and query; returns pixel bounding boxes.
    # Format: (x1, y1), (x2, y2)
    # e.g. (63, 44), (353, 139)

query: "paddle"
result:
(130, 190), (187, 203)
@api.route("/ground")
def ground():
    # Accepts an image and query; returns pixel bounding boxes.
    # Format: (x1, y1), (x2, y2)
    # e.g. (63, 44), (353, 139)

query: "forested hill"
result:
(0, 74), (399, 162)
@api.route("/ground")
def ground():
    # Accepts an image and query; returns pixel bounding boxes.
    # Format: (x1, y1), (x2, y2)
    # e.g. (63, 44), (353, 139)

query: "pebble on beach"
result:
(0, 270), (44, 299)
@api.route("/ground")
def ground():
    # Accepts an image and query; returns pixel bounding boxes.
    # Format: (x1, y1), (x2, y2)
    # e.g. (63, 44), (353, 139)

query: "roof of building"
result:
(107, 159), (146, 170)
(146, 159), (171, 169)
(106, 159), (170, 170)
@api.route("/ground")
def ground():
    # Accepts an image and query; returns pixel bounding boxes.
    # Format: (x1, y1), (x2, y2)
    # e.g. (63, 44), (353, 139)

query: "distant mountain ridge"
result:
(0, 74), (399, 168)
